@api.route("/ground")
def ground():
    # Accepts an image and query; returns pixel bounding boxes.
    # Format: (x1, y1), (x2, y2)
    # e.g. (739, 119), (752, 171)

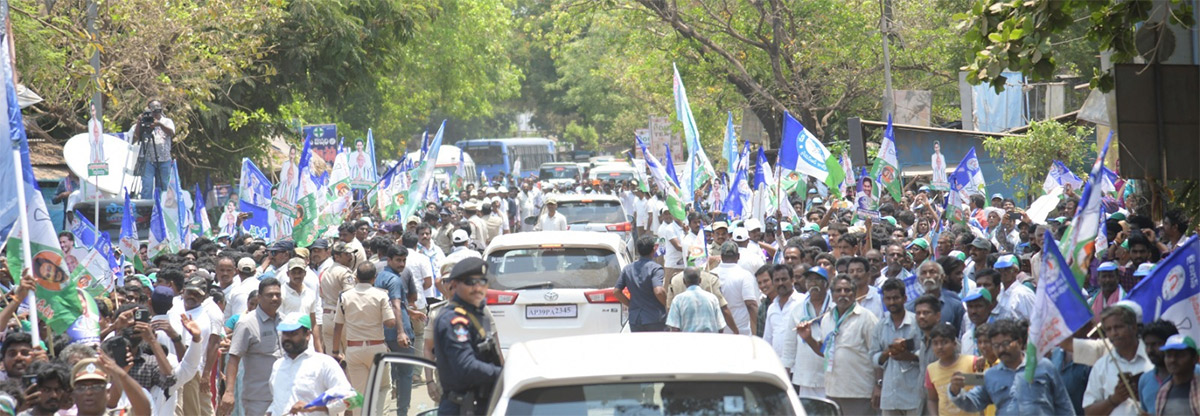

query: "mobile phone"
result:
(904, 338), (916, 352)
(245, 212), (254, 219)
(962, 373), (985, 386)
(134, 309), (151, 323)
(102, 337), (130, 369)
(21, 374), (36, 387)
(1008, 212), (1021, 220)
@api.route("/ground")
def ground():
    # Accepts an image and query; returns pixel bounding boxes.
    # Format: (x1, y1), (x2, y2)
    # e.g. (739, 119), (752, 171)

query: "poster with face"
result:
(930, 141), (949, 190)
(855, 176), (880, 219)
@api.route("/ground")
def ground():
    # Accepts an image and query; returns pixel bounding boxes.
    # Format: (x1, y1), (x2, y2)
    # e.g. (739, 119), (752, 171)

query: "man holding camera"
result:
(129, 99), (176, 198)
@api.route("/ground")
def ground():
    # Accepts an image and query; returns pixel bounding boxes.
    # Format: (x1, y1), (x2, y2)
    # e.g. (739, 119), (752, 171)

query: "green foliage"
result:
(15, 0), (522, 183)
(957, 0), (1195, 92)
(982, 120), (1095, 201)
(561, 121), (600, 151)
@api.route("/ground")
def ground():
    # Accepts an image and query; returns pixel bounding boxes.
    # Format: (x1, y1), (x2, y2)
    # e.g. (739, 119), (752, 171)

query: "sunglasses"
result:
(461, 277), (489, 286)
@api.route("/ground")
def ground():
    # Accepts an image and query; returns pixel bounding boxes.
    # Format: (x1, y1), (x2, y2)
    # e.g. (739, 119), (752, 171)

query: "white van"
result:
(405, 145), (476, 189)
(587, 163), (637, 183)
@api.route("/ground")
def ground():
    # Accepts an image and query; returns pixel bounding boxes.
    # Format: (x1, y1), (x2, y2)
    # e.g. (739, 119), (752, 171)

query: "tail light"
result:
(605, 222), (632, 232)
(584, 288), (620, 303)
(486, 289), (519, 305)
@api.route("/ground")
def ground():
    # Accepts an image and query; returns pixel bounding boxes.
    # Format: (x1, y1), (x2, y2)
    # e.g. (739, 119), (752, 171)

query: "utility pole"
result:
(880, 0), (894, 119)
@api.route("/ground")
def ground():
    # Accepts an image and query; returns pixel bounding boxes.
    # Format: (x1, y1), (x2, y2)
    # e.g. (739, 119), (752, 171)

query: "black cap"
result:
(309, 238), (329, 250)
(970, 237), (992, 250)
(269, 240), (295, 252)
(448, 257), (487, 282)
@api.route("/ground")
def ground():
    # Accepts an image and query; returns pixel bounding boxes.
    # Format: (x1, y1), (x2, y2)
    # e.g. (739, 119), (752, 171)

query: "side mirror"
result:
(524, 216), (538, 226)
(800, 397), (840, 416)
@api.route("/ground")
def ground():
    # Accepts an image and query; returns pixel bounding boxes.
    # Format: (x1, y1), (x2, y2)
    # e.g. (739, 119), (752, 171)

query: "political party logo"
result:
(968, 158), (980, 172)
(1163, 265), (1187, 300)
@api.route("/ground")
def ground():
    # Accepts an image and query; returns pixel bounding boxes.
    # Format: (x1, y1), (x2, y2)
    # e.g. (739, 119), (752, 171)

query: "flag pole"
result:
(11, 149), (40, 347)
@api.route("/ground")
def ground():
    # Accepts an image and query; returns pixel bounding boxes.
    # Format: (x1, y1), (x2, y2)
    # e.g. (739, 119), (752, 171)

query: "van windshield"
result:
(504, 381), (794, 415)
(539, 165), (579, 180)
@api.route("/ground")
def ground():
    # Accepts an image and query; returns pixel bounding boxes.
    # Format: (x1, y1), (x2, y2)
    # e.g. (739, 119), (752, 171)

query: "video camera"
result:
(139, 109), (160, 128)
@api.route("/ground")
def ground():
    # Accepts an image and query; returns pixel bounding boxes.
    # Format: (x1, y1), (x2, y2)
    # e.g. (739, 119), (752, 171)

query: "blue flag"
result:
(238, 158), (271, 239)
(724, 112), (737, 179)
(949, 147), (985, 196)
(1125, 235), (1200, 341)
(1027, 230), (1093, 381)
(94, 231), (122, 288)
(148, 188), (170, 259)
(71, 211), (100, 249)
(664, 143), (681, 187)
(722, 144), (752, 219)
(118, 190), (143, 271)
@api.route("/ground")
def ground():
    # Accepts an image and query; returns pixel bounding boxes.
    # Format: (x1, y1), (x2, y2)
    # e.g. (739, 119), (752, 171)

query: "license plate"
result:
(526, 304), (578, 319)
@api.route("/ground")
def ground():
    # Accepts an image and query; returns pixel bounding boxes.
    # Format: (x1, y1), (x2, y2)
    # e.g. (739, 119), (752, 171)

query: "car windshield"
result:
(486, 247), (620, 290)
(504, 381), (794, 415)
(539, 165), (579, 180)
(463, 144), (504, 166)
(555, 200), (625, 224)
(592, 171), (634, 181)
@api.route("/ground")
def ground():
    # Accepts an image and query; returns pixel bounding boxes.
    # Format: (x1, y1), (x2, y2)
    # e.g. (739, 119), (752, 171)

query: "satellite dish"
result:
(64, 132), (139, 195)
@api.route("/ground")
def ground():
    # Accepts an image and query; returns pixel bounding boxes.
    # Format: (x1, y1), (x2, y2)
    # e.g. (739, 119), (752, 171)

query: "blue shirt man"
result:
(615, 236), (668, 332)
(949, 320), (1076, 415)
(666, 276), (722, 333)
(375, 246), (416, 416)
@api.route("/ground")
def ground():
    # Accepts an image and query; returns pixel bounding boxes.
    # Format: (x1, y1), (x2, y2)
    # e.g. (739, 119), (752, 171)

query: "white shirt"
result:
(536, 211), (568, 231)
(619, 190), (635, 217)
(151, 335), (204, 416)
(418, 243), (446, 297)
(226, 274), (260, 321)
(764, 294), (802, 360)
(812, 305), (880, 398)
(712, 263), (759, 334)
(407, 248), (432, 309)
(657, 221), (685, 268)
(996, 281), (1036, 321)
(282, 283), (322, 326)
(444, 246), (483, 268)
(1082, 341), (1154, 416)
(267, 349), (355, 416)
(634, 197), (648, 230)
(736, 244), (766, 275)
(781, 291), (832, 388)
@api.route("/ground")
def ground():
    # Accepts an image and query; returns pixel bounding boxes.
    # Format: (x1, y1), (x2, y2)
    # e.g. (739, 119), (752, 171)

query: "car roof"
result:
(485, 231), (624, 253)
(545, 193), (621, 202)
(540, 162), (579, 168)
(589, 164), (635, 173)
(502, 333), (791, 386)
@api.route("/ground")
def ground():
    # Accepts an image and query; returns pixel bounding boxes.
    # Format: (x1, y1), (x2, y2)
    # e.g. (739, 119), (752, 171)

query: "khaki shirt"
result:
(319, 263), (355, 313)
(347, 238), (368, 267)
(434, 224), (455, 254)
(333, 283), (394, 342)
(665, 270), (728, 310)
(485, 214), (505, 244)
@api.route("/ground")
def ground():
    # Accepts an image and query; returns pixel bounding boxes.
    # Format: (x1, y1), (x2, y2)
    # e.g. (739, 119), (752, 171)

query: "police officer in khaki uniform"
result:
(332, 262), (395, 415)
(318, 239), (355, 352)
(433, 258), (501, 415)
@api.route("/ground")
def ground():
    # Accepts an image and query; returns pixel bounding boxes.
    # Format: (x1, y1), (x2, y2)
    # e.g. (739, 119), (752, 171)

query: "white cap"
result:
(498, 186), (509, 193)
(452, 229), (470, 244)
(731, 228), (750, 242)
(744, 218), (763, 232)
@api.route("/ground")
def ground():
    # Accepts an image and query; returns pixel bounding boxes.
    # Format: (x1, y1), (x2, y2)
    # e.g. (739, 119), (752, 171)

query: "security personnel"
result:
(433, 257), (501, 415)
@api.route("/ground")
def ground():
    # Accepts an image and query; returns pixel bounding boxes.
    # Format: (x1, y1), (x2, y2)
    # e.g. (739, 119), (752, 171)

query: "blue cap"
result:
(1097, 261), (1119, 272)
(808, 188), (818, 194)
(919, 185), (930, 192)
(803, 266), (829, 280)
(1134, 263), (1155, 277)
(963, 288), (993, 303)
(994, 254), (1018, 269)
(991, 193), (1003, 200)
(1160, 334), (1198, 353)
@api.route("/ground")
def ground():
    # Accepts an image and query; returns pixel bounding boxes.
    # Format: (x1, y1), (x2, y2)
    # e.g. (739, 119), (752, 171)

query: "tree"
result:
(957, 0), (1195, 92)
(982, 120), (1095, 201)
(563, 0), (975, 147)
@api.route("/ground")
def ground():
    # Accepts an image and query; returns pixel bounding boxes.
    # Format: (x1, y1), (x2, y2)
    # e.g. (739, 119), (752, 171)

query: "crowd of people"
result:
(0, 161), (1196, 416)
(609, 177), (1197, 416)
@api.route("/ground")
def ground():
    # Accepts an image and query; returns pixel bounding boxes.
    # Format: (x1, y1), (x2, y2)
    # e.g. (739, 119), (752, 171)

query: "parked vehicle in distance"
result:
(587, 163), (636, 184)
(537, 162), (581, 188)
(457, 138), (555, 179)
(405, 145), (476, 189)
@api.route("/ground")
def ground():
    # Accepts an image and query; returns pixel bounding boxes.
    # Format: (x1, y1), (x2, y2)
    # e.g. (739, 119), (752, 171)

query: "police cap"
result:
(449, 257), (487, 282)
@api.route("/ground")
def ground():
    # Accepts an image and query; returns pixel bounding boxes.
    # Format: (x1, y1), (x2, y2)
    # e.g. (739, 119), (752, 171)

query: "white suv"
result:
(483, 231), (631, 352)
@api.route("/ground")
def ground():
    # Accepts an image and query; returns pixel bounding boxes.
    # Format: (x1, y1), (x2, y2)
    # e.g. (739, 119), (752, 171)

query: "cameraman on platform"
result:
(129, 99), (176, 198)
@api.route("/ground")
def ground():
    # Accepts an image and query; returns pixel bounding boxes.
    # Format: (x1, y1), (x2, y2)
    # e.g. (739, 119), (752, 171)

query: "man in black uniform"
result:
(433, 257), (502, 415)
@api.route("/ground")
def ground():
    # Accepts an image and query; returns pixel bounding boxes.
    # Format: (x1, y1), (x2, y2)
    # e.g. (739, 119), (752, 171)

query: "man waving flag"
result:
(672, 64), (716, 201)
(779, 112), (844, 198)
